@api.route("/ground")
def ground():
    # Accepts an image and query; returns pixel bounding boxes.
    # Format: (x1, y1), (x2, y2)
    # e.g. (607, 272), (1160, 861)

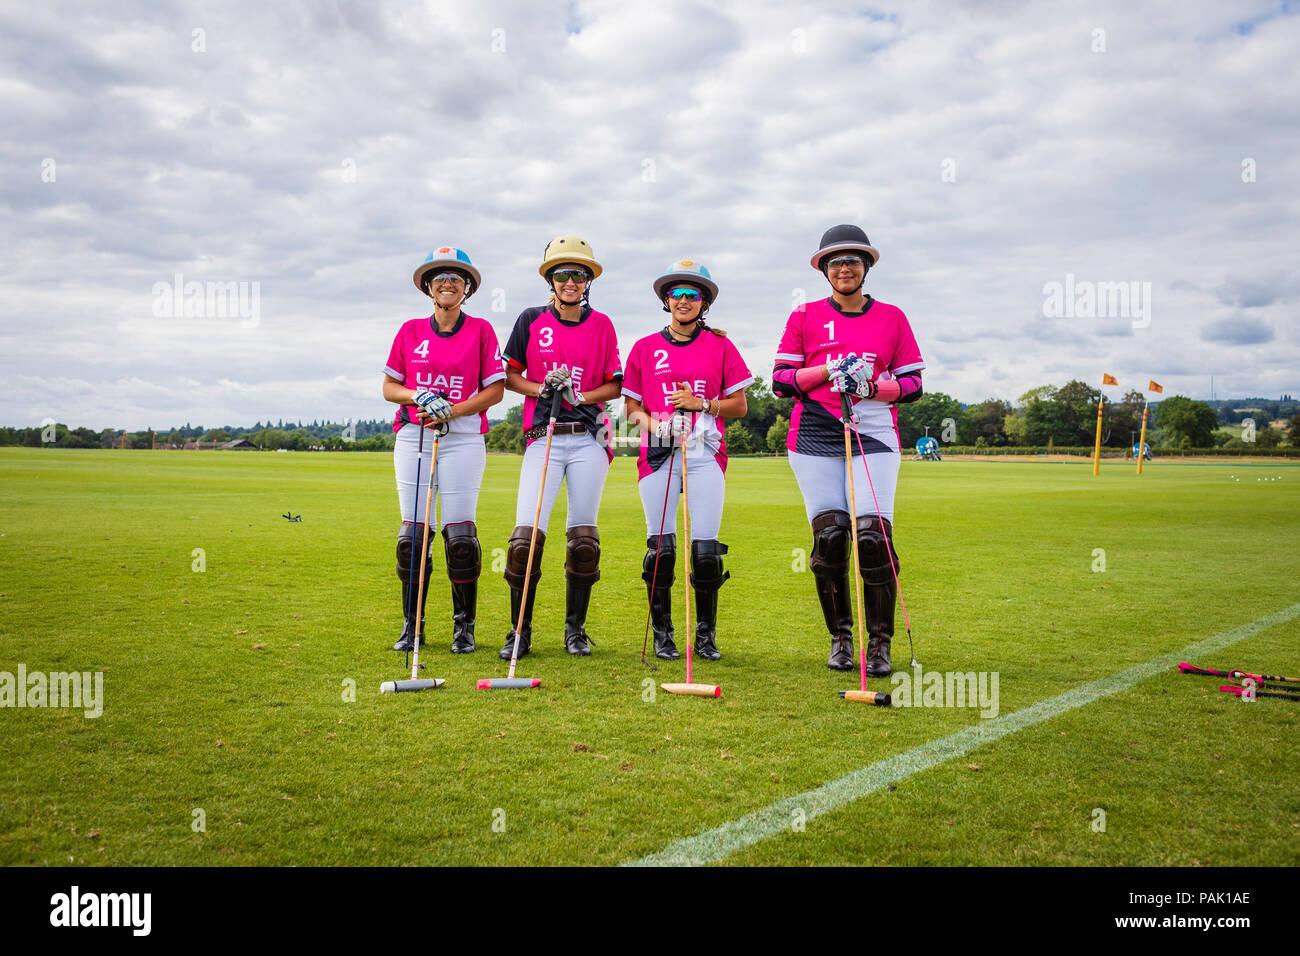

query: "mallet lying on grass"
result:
(381, 425), (445, 696)
(478, 392), (561, 691)
(1218, 684), (1300, 702)
(1179, 662), (1300, 690)
(660, 408), (720, 700)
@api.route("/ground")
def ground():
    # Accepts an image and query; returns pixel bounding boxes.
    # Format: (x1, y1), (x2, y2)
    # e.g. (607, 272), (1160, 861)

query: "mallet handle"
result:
(841, 391), (868, 692)
(508, 390), (562, 679)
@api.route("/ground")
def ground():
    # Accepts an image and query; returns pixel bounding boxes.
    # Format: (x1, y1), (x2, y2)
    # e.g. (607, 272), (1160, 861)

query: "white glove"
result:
(540, 365), (572, 398)
(413, 389), (454, 421)
(828, 353), (877, 398)
(654, 411), (691, 441)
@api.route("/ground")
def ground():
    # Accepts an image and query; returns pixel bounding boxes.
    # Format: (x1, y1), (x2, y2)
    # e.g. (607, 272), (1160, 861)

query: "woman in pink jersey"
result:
(382, 247), (506, 655)
(772, 225), (924, 676)
(623, 260), (752, 662)
(498, 236), (623, 659)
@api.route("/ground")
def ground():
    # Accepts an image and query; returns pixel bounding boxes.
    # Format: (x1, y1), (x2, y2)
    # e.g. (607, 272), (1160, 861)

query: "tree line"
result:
(6, 384), (1298, 453)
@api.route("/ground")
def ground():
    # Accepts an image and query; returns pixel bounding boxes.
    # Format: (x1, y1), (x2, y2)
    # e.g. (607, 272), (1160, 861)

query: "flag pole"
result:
(1136, 399), (1149, 476)
(1092, 393), (1104, 476)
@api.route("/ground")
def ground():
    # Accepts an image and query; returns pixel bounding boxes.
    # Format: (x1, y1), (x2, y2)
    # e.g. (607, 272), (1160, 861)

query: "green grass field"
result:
(1, 448), (1297, 866)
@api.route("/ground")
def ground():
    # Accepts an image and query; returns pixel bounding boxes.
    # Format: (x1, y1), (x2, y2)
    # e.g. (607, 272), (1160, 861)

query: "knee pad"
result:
(809, 511), (851, 577)
(504, 525), (545, 589)
(442, 521), (481, 584)
(396, 522), (432, 582)
(565, 525), (600, 586)
(856, 515), (899, 585)
(689, 539), (729, 590)
(642, 534), (676, 587)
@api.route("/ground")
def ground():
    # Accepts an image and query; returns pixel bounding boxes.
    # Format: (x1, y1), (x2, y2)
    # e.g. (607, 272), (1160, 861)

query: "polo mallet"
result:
(639, 433), (676, 672)
(382, 421), (446, 694)
(477, 390), (562, 691)
(661, 401), (720, 699)
(1178, 662), (1300, 687)
(1217, 684), (1300, 702)
(847, 391), (919, 670)
(835, 391), (882, 704)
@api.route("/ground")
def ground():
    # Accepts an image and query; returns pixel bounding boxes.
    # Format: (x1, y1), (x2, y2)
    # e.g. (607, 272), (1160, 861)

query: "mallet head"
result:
(839, 689), (891, 706)
(380, 678), (445, 694)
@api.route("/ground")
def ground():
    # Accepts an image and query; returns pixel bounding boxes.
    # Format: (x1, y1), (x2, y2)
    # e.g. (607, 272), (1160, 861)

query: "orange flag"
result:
(1148, 381), (1163, 393)
(1102, 374), (1117, 386)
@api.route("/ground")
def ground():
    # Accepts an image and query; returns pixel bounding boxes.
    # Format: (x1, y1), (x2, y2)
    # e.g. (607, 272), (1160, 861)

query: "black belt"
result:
(524, 421), (587, 441)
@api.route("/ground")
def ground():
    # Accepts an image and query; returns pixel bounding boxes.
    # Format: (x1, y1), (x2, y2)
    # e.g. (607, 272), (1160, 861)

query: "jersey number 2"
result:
(654, 349), (669, 371)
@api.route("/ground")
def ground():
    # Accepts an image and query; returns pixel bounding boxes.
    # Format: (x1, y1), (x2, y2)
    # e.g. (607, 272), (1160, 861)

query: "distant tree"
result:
(1287, 414), (1300, 447)
(1256, 427), (1282, 449)
(897, 392), (962, 448)
(724, 420), (757, 455)
(254, 428), (290, 449)
(1002, 413), (1028, 446)
(962, 399), (1012, 446)
(766, 415), (789, 455)
(1154, 396), (1216, 448)
(1023, 380), (1099, 445)
(486, 422), (524, 453)
(505, 405), (523, 426)
(201, 428), (229, 443)
(1103, 390), (1145, 447)
(741, 376), (792, 441)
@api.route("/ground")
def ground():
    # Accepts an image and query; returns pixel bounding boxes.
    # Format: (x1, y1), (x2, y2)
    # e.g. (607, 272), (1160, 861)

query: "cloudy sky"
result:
(2, 0), (1297, 431)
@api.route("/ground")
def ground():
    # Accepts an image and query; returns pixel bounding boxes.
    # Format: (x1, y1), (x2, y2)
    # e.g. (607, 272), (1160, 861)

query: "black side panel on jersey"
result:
(510, 305), (612, 435)
(794, 398), (894, 458)
(646, 440), (673, 475)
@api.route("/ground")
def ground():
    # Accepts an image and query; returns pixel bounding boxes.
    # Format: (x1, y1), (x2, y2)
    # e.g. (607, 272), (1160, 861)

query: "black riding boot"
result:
(810, 511), (854, 671)
(393, 574), (430, 652)
(563, 526), (600, 656)
(563, 580), (594, 656)
(814, 571), (854, 670)
(444, 522), (480, 654)
(500, 526), (544, 660)
(858, 515), (900, 678)
(643, 534), (678, 660)
(394, 522), (431, 652)
(499, 578), (538, 660)
(690, 540), (728, 662)
(450, 580), (477, 654)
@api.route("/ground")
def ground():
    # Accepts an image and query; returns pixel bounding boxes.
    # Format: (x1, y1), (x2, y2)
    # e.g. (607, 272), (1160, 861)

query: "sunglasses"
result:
(826, 255), (865, 270)
(551, 269), (590, 284)
(666, 287), (702, 301)
(429, 272), (466, 285)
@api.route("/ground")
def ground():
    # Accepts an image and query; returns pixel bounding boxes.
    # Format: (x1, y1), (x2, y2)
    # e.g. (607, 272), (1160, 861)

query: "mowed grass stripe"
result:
(630, 601), (1300, 867)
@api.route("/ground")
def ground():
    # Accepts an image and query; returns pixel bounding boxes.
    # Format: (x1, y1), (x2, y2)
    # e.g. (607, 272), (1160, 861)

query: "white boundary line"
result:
(628, 602), (1300, 867)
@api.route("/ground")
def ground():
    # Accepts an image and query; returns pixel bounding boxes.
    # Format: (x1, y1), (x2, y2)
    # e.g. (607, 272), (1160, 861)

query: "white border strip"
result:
(628, 602), (1300, 867)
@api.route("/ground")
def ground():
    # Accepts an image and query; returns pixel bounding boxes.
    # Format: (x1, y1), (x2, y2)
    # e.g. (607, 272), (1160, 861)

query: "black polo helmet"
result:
(810, 224), (880, 272)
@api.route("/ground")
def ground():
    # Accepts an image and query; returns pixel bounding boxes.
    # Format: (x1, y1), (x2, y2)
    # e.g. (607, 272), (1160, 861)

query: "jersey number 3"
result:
(538, 326), (554, 348)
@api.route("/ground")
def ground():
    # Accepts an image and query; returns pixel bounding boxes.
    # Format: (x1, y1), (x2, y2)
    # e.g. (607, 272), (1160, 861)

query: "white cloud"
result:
(1, 0), (1297, 430)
